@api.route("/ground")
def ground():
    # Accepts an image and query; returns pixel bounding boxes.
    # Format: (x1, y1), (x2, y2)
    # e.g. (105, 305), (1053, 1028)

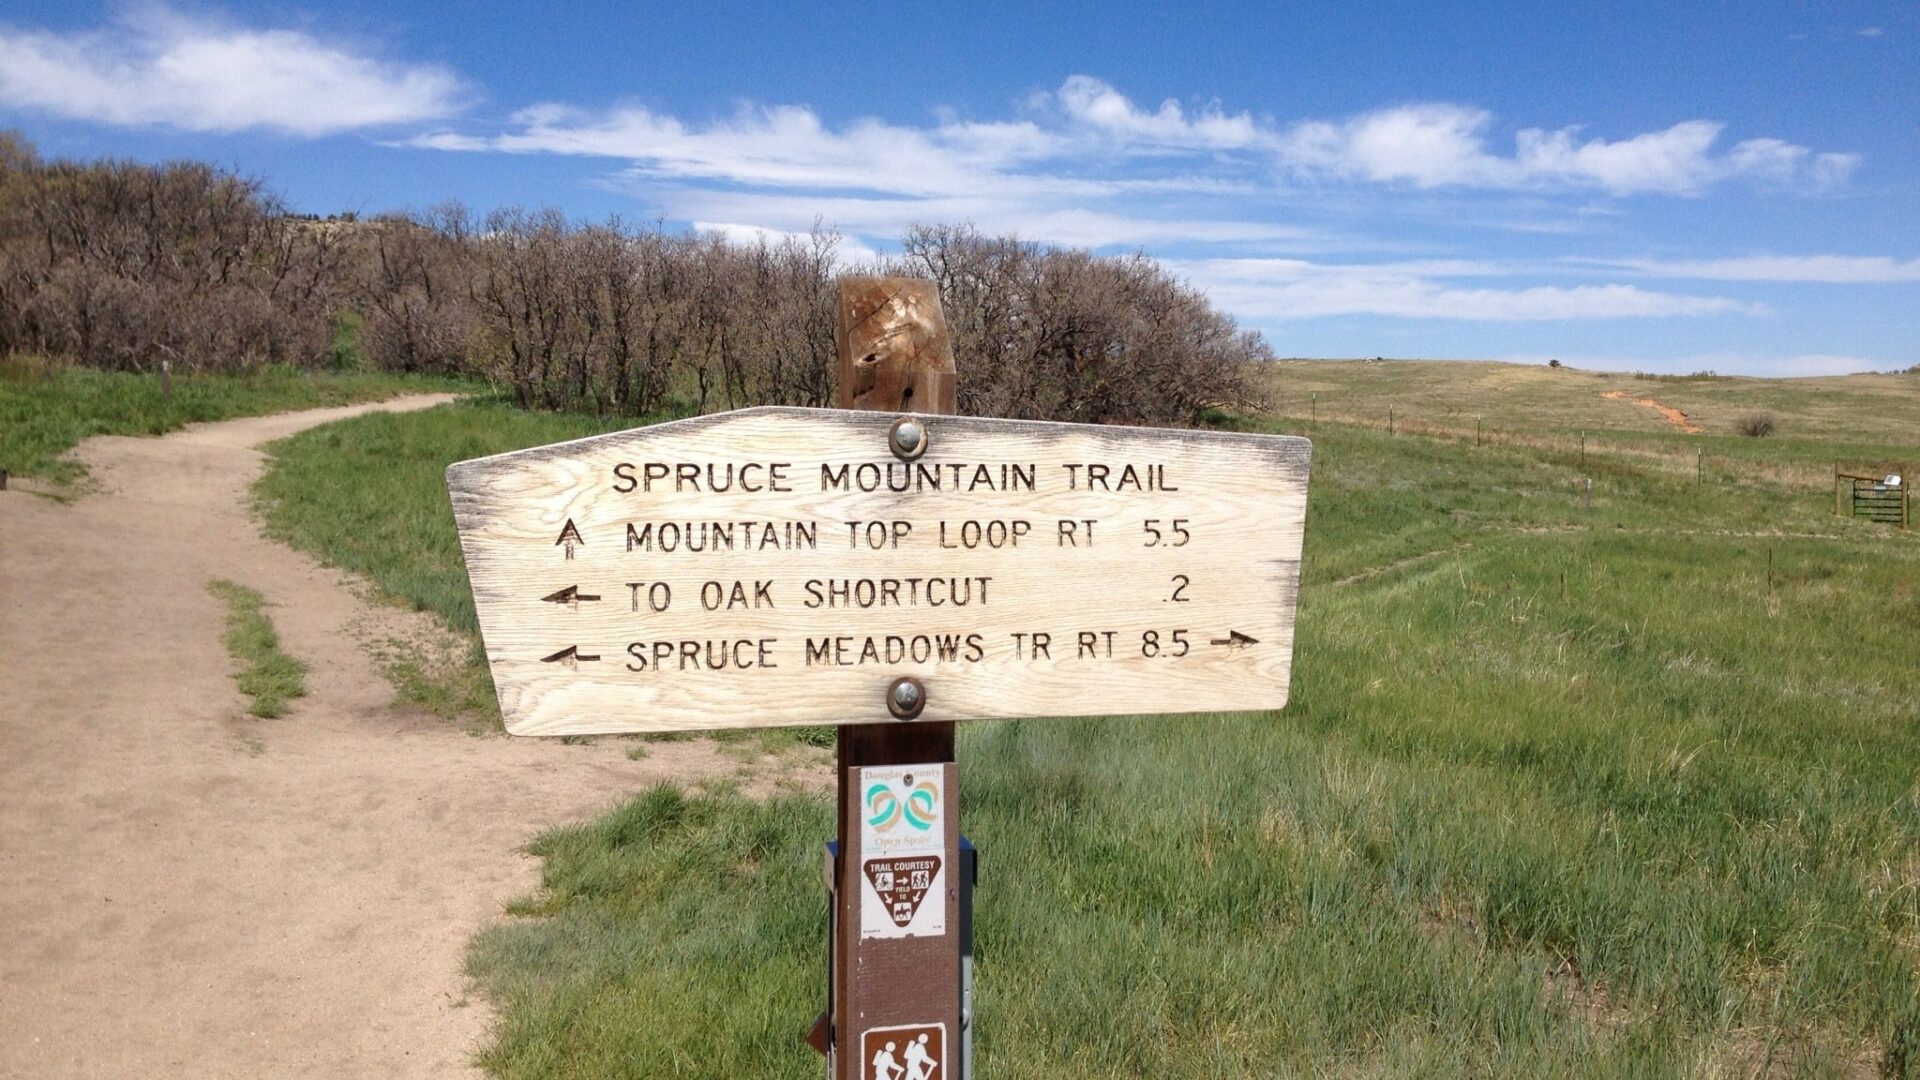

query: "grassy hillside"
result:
(254, 362), (1920, 1078)
(1266, 359), (1920, 445)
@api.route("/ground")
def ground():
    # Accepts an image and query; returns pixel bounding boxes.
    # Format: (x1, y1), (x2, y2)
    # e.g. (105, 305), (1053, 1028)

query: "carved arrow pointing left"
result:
(540, 585), (601, 605)
(540, 645), (600, 665)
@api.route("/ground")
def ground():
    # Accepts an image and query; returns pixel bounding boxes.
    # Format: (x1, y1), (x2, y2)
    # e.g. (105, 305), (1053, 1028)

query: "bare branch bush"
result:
(0, 136), (1272, 426)
(894, 223), (1270, 425)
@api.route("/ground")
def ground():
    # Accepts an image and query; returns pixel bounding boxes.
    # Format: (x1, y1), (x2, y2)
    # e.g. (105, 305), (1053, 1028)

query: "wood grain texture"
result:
(447, 407), (1311, 735)
(835, 277), (957, 416)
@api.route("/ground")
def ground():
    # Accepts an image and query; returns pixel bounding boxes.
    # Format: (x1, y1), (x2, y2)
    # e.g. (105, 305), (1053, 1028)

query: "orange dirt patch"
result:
(1601, 390), (1703, 433)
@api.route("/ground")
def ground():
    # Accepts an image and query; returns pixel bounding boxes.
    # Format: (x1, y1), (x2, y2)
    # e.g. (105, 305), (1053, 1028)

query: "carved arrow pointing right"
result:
(1209, 630), (1260, 649)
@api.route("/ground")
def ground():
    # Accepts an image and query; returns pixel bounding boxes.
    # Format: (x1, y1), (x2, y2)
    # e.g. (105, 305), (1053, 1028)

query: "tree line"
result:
(0, 135), (1269, 425)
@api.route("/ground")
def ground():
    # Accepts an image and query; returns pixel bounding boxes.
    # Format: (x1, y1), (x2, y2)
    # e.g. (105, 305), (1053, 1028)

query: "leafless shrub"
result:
(0, 136), (339, 371)
(1736, 412), (1777, 437)
(893, 224), (1269, 425)
(352, 205), (476, 374)
(0, 137), (1272, 423)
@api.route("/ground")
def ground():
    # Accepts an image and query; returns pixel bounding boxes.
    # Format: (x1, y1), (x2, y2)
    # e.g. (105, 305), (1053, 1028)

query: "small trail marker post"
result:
(444, 277), (1312, 1077)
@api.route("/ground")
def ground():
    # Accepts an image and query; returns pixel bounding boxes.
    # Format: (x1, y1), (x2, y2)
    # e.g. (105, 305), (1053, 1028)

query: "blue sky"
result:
(2, 1), (1916, 375)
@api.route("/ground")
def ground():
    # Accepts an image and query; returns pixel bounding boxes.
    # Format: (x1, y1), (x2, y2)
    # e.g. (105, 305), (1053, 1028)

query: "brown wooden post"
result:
(822, 277), (963, 1080)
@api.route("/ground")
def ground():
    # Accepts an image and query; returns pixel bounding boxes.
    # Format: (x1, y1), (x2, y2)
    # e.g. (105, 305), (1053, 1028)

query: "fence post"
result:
(1476, 416), (1482, 447)
(1388, 406), (1394, 435)
(1310, 392), (1316, 422)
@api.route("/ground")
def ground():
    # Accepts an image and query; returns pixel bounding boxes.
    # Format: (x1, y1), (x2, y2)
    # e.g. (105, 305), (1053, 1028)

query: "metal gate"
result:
(1835, 470), (1909, 529)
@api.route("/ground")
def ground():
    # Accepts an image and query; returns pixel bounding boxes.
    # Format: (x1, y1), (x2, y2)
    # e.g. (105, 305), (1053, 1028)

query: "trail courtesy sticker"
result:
(859, 765), (946, 939)
(863, 856), (941, 931)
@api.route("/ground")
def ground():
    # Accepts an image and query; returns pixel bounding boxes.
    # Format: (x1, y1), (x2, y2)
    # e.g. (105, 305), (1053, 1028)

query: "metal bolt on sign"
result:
(888, 677), (927, 721)
(889, 416), (929, 460)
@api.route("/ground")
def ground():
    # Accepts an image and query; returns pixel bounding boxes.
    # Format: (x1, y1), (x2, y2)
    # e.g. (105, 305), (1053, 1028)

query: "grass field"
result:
(207, 578), (309, 718)
(253, 361), (1920, 1078)
(0, 353), (471, 487)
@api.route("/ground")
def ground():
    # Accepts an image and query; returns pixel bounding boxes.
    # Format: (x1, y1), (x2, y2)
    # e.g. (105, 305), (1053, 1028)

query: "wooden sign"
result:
(447, 406), (1310, 735)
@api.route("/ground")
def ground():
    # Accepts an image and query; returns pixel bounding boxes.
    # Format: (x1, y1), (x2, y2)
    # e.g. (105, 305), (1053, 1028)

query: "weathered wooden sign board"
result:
(447, 406), (1310, 736)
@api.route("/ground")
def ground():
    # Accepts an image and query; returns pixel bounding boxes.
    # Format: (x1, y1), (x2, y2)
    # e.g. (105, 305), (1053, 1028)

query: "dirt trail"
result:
(1600, 389), (1703, 433)
(0, 397), (787, 1078)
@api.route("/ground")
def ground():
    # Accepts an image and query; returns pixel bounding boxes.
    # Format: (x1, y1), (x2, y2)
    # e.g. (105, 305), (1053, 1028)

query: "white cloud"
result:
(1858, 27), (1885, 37)
(690, 221), (884, 267)
(416, 77), (1858, 207)
(1596, 254), (1920, 282)
(651, 188), (1323, 250)
(1173, 257), (1764, 321)
(0, 8), (467, 136)
(418, 101), (1082, 201)
(1276, 107), (1855, 194)
(1051, 74), (1262, 148)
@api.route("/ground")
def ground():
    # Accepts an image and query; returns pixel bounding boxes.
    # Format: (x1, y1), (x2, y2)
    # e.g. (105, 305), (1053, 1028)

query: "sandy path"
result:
(0, 397), (786, 1078)
(1600, 389), (1704, 433)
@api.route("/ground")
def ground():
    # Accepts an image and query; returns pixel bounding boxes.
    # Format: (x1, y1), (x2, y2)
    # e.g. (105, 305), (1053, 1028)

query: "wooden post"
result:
(1388, 406), (1394, 435)
(1476, 416), (1482, 447)
(1310, 392), (1316, 422)
(160, 359), (172, 400)
(824, 277), (964, 1080)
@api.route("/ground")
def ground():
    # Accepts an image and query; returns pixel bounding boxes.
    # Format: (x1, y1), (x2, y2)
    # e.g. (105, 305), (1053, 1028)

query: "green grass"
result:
(254, 398), (645, 721)
(208, 578), (309, 718)
(254, 366), (1920, 1078)
(0, 353), (472, 487)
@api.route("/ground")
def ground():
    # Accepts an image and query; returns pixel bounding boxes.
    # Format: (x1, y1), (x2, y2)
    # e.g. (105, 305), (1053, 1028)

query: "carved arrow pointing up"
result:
(540, 645), (600, 665)
(540, 585), (601, 605)
(554, 518), (584, 560)
(1210, 630), (1260, 649)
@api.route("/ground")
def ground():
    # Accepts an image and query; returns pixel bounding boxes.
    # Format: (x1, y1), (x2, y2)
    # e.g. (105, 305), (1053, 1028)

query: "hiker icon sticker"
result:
(858, 765), (947, 939)
(862, 1022), (944, 1080)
